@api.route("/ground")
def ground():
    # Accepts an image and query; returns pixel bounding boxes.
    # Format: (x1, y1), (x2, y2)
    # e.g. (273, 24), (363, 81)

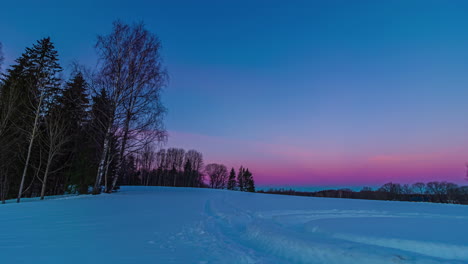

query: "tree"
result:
(164, 148), (184, 187)
(39, 103), (70, 199)
(183, 159), (193, 187)
(0, 49), (23, 203)
(59, 72), (91, 194)
(0, 42), (3, 72)
(237, 166), (245, 191)
(378, 182), (402, 200)
(12, 38), (62, 203)
(412, 182), (426, 194)
(206, 163), (228, 189)
(155, 149), (166, 186)
(426, 181), (458, 203)
(185, 150), (204, 187)
(94, 20), (168, 193)
(401, 184), (413, 195)
(244, 169), (255, 192)
(139, 144), (155, 186)
(360, 186), (373, 192)
(227, 168), (236, 190)
(89, 88), (114, 193)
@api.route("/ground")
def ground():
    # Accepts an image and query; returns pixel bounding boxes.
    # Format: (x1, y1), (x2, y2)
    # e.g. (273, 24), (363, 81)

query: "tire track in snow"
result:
(202, 196), (466, 264)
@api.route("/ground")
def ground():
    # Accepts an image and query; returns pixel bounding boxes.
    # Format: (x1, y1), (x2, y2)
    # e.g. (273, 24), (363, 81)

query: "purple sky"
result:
(2, 0), (468, 185)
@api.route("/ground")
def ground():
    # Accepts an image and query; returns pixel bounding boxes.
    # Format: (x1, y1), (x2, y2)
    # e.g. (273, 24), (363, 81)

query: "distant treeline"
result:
(258, 181), (468, 205)
(119, 146), (255, 192)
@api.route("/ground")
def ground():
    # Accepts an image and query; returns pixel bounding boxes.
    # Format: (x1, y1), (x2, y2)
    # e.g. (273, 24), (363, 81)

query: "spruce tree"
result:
(227, 168), (236, 190)
(59, 72), (91, 194)
(0, 42), (3, 72)
(60, 72), (89, 131)
(237, 166), (245, 191)
(244, 169), (255, 192)
(10, 38), (62, 202)
(183, 159), (192, 187)
(0, 53), (28, 202)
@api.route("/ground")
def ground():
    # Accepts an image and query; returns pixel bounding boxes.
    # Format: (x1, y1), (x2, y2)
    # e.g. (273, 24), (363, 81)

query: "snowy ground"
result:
(1, 186), (467, 264)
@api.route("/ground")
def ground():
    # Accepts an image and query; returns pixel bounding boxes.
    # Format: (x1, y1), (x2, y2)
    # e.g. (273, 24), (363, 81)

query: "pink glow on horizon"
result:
(167, 130), (468, 186)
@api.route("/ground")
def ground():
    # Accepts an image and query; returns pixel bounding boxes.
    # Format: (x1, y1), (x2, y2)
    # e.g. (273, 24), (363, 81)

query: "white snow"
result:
(0, 186), (467, 263)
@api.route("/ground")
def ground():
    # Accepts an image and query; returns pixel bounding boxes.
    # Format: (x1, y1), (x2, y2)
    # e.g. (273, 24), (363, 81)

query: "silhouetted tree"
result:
(94, 20), (168, 193)
(59, 72), (91, 194)
(412, 182), (426, 194)
(12, 38), (62, 203)
(227, 168), (236, 190)
(244, 169), (255, 192)
(237, 166), (245, 191)
(184, 150), (204, 187)
(206, 163), (228, 189)
(378, 182), (402, 200)
(360, 187), (373, 192)
(39, 100), (70, 200)
(0, 42), (3, 72)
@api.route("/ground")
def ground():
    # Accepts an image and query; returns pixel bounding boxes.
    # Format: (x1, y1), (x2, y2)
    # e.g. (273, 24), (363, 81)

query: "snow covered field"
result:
(1, 186), (467, 264)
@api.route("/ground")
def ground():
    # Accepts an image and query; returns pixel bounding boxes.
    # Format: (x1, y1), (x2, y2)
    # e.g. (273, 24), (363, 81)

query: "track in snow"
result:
(0, 186), (466, 264)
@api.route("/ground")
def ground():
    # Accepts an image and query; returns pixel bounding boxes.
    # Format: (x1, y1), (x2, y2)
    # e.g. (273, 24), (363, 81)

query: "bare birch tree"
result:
(39, 110), (70, 200)
(93, 20), (167, 194)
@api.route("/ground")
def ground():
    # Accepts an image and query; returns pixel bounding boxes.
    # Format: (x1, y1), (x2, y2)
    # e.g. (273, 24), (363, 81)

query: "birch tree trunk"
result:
(109, 99), (133, 192)
(17, 90), (45, 203)
(93, 123), (112, 194)
(40, 153), (53, 200)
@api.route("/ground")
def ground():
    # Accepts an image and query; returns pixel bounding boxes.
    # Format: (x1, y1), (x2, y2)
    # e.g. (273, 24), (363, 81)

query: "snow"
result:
(1, 186), (467, 263)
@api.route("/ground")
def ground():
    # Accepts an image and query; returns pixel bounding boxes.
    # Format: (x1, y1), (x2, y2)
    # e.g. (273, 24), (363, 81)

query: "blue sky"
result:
(3, 0), (468, 185)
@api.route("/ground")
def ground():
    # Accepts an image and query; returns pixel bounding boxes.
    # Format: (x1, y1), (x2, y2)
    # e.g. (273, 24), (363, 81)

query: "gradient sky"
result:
(3, 0), (468, 186)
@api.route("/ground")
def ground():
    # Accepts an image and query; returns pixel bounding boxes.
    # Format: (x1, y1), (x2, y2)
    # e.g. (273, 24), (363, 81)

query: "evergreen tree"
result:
(237, 166), (245, 191)
(0, 56), (27, 202)
(0, 42), (3, 72)
(183, 159), (193, 187)
(60, 72), (89, 130)
(244, 169), (255, 192)
(58, 72), (91, 194)
(227, 168), (236, 190)
(4, 37), (63, 202)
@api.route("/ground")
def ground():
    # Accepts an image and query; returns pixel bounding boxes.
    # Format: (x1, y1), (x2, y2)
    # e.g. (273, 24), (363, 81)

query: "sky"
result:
(2, 0), (468, 186)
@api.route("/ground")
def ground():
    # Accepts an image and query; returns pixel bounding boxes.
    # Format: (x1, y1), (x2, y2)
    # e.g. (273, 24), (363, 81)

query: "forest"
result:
(0, 21), (255, 203)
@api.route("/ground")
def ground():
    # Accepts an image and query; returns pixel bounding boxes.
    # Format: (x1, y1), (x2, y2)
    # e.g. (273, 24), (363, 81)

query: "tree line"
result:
(259, 181), (468, 204)
(0, 21), (256, 203)
(118, 145), (255, 192)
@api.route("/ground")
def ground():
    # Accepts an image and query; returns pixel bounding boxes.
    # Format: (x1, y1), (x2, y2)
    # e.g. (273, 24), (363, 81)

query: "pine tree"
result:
(227, 168), (236, 190)
(60, 72), (89, 131)
(244, 169), (255, 192)
(237, 166), (245, 191)
(11, 38), (62, 202)
(0, 55), (26, 202)
(59, 72), (91, 194)
(183, 159), (193, 187)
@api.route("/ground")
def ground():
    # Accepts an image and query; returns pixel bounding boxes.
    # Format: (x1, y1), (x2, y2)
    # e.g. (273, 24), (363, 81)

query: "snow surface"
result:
(1, 186), (467, 264)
